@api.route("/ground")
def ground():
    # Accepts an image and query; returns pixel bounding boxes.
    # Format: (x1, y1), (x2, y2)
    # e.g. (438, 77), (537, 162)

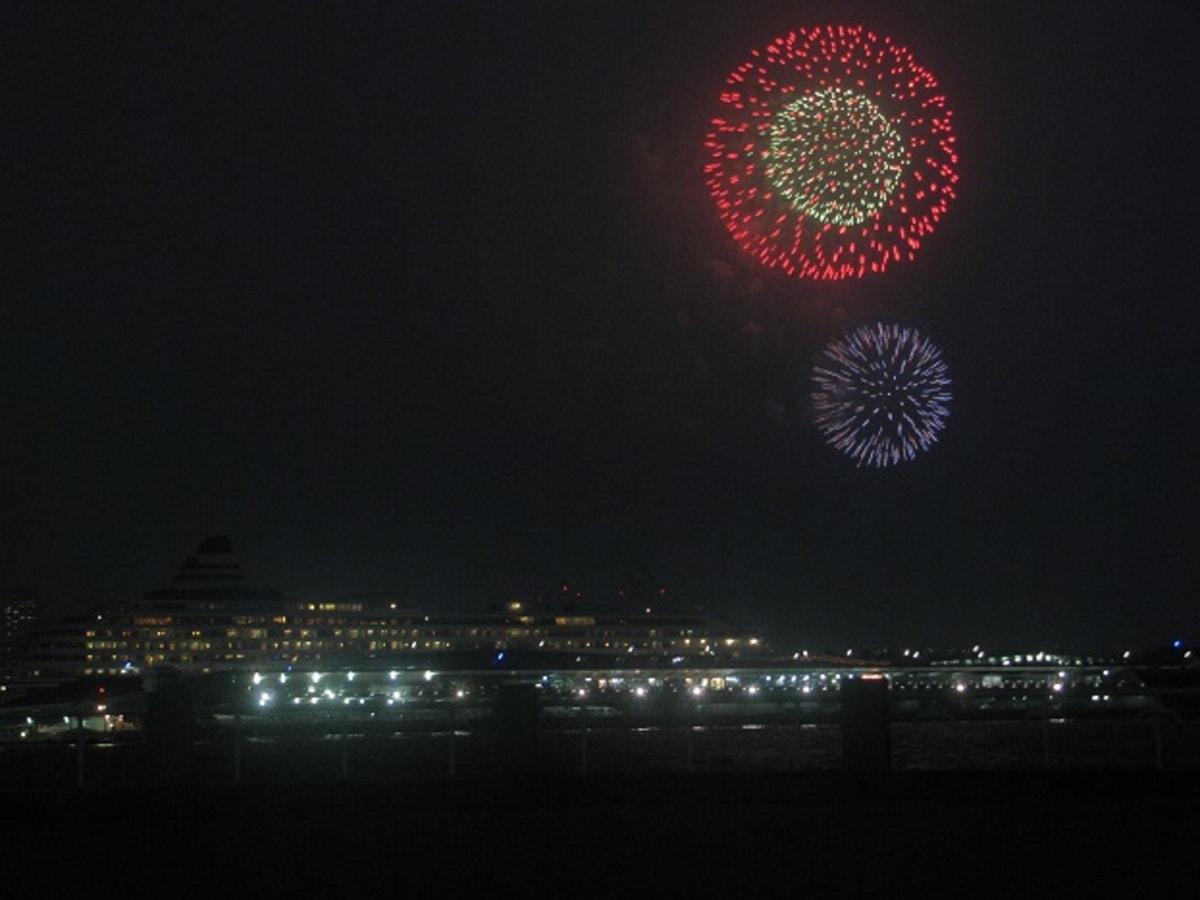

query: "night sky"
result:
(4, 1), (1197, 652)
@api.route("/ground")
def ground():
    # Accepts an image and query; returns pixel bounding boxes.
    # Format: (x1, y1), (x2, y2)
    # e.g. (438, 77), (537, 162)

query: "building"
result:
(63, 537), (770, 677)
(1, 586), (40, 680)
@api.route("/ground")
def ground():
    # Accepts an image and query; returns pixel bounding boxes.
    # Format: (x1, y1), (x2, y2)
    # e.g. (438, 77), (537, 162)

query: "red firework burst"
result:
(704, 25), (958, 280)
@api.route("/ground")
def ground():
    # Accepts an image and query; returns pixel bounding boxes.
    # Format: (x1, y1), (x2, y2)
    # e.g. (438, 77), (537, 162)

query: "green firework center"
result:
(764, 87), (908, 227)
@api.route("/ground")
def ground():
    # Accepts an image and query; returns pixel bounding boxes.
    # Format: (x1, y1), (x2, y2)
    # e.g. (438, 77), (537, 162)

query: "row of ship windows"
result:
(86, 631), (752, 647)
(94, 627), (711, 640)
(85, 637), (714, 656)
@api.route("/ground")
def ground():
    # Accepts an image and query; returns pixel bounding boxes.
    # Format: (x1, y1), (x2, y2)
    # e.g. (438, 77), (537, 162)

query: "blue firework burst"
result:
(812, 323), (951, 468)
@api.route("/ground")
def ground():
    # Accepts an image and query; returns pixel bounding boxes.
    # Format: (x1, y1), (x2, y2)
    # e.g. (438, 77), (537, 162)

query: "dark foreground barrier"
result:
(5, 692), (1200, 788)
(3, 770), (1197, 893)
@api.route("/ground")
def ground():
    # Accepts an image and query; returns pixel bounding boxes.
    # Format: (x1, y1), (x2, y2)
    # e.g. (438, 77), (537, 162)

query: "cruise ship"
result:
(31, 537), (770, 678)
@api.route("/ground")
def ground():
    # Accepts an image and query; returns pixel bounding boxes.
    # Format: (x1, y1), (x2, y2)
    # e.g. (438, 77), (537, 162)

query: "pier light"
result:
(252, 672), (263, 686)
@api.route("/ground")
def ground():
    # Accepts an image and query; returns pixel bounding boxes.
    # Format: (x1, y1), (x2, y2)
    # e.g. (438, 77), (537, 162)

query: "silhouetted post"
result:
(232, 711), (242, 783)
(579, 703), (589, 775)
(1153, 717), (1164, 770)
(787, 701), (801, 769)
(686, 690), (704, 773)
(341, 707), (350, 781)
(74, 722), (86, 787)
(144, 669), (195, 783)
(496, 683), (538, 775)
(841, 674), (890, 773)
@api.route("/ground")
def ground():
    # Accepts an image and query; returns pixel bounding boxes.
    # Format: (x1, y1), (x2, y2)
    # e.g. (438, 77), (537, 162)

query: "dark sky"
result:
(4, 1), (1197, 652)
